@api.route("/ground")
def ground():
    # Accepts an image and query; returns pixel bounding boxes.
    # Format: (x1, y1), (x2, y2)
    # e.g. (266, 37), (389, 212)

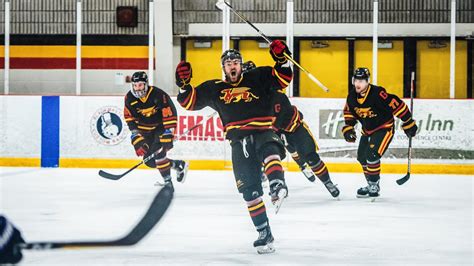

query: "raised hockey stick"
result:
(19, 186), (173, 250)
(98, 111), (219, 180)
(396, 72), (415, 185)
(215, 0), (330, 93)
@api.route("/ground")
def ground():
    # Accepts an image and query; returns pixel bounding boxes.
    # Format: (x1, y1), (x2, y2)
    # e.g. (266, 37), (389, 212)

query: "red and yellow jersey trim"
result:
(378, 128), (394, 155)
(362, 118), (394, 135)
(180, 86), (197, 110)
(224, 116), (274, 132)
(342, 125), (354, 134)
(393, 102), (408, 118)
(162, 116), (178, 129)
(284, 106), (302, 133)
(272, 68), (292, 88)
(402, 119), (416, 130)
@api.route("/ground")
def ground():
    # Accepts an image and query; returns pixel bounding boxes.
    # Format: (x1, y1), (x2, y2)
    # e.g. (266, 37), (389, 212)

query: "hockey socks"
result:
(247, 197), (268, 229)
(263, 155), (288, 213)
(309, 160), (340, 197)
(156, 157), (172, 178)
(309, 159), (329, 182)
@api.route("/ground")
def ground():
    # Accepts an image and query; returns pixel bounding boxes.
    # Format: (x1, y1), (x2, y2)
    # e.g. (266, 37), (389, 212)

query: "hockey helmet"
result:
(221, 49), (243, 66)
(130, 71), (149, 98)
(242, 60), (256, 73)
(352, 67), (370, 84)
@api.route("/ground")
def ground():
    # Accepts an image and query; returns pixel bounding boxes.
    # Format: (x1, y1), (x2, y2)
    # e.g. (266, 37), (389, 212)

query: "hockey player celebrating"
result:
(176, 40), (292, 254)
(243, 60), (339, 198)
(124, 71), (188, 190)
(342, 68), (418, 198)
(0, 215), (25, 264)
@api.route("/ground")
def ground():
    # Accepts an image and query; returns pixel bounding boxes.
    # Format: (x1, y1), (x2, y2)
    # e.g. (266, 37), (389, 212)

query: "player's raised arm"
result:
(266, 40), (293, 90)
(176, 61), (212, 111)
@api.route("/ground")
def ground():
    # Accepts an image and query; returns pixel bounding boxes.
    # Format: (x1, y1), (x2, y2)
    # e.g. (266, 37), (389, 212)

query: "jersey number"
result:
(274, 104), (281, 113)
(162, 107), (173, 117)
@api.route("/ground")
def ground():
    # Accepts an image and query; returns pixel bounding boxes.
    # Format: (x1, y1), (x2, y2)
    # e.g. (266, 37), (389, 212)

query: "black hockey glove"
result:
(270, 40), (291, 64)
(159, 129), (174, 151)
(402, 118), (418, 137)
(175, 61), (192, 87)
(342, 125), (357, 143)
(0, 216), (25, 265)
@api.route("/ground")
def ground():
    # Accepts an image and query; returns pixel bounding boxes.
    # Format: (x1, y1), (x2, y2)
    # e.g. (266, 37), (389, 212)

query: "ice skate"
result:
(155, 176), (174, 192)
(173, 160), (189, 183)
(323, 180), (340, 198)
(269, 179), (288, 214)
(368, 181), (380, 201)
(253, 225), (275, 254)
(356, 185), (369, 198)
(301, 165), (316, 182)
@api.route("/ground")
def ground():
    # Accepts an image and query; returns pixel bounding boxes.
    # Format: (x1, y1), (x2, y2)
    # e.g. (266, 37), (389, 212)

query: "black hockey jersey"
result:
(271, 91), (303, 133)
(177, 65), (292, 140)
(124, 86), (177, 135)
(343, 84), (413, 135)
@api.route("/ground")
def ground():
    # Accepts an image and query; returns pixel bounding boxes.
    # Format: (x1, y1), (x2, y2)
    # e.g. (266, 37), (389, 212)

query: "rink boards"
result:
(0, 95), (472, 174)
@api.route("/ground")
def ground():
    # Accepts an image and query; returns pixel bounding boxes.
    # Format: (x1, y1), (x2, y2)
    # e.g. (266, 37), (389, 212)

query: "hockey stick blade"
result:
(98, 148), (162, 181)
(396, 173), (410, 185)
(20, 186), (173, 250)
(98, 169), (129, 180)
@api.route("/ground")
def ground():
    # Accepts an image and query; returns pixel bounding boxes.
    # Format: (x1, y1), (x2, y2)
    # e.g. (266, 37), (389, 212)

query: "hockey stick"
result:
(19, 186), (173, 250)
(98, 111), (219, 180)
(98, 147), (163, 180)
(215, 0), (329, 93)
(396, 72), (415, 185)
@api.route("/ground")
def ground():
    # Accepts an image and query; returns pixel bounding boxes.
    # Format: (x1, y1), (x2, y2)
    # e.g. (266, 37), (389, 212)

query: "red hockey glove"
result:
(175, 61), (192, 87)
(342, 126), (357, 143)
(270, 40), (291, 64)
(131, 133), (149, 157)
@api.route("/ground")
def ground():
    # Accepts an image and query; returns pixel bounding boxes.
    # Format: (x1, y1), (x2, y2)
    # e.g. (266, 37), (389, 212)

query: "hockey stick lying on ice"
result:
(19, 186), (173, 250)
(397, 72), (415, 185)
(215, 0), (330, 93)
(98, 111), (219, 181)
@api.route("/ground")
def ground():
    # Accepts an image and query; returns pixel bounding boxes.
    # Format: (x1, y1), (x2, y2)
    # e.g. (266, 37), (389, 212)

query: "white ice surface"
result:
(1, 167), (473, 265)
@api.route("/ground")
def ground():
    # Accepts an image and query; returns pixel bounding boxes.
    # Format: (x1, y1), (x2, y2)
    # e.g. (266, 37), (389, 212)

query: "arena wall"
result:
(0, 95), (472, 174)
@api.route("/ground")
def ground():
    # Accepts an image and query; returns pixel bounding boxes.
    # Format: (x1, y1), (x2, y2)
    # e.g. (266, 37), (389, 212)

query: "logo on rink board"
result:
(90, 106), (128, 145)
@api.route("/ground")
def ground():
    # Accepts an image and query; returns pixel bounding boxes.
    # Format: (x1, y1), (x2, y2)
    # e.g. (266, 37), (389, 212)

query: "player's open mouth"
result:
(231, 70), (237, 77)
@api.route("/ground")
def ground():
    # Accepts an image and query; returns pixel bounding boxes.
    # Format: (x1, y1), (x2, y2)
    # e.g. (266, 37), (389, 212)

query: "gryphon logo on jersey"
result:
(219, 87), (259, 104)
(90, 106), (128, 145)
(355, 107), (377, 118)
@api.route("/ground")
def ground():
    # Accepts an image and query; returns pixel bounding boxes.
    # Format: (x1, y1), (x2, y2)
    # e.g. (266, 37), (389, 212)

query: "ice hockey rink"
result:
(1, 167), (472, 265)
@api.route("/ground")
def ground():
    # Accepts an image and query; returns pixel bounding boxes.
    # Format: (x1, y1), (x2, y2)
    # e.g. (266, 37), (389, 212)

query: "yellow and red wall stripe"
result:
(0, 35), (150, 69)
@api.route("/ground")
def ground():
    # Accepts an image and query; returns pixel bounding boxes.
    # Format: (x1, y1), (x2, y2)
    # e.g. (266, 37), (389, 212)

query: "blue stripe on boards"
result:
(41, 96), (60, 167)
